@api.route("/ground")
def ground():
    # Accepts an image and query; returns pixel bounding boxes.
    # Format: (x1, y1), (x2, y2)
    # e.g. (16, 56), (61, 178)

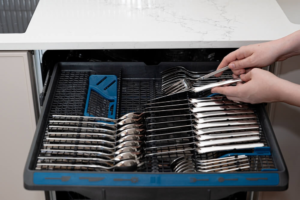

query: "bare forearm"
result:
(278, 79), (300, 107)
(276, 30), (300, 60)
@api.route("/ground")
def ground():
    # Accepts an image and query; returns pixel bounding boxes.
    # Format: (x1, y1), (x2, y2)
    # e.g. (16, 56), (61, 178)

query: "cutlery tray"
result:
(24, 62), (288, 200)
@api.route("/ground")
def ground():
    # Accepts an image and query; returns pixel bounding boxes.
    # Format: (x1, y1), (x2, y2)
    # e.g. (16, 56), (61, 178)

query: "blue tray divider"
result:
(84, 75), (118, 121)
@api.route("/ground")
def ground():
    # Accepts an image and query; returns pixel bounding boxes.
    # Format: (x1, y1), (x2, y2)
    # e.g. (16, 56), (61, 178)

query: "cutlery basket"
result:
(24, 62), (288, 200)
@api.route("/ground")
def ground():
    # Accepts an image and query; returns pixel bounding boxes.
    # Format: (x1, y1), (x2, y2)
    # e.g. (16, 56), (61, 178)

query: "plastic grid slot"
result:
(49, 71), (90, 116)
(87, 90), (111, 117)
(119, 79), (162, 116)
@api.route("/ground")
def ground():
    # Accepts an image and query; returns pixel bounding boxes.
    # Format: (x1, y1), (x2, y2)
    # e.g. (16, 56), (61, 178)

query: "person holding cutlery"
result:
(213, 30), (300, 107)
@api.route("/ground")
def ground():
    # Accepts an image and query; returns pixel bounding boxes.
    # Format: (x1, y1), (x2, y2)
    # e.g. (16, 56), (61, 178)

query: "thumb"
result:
(240, 71), (252, 82)
(229, 57), (255, 70)
(211, 86), (238, 96)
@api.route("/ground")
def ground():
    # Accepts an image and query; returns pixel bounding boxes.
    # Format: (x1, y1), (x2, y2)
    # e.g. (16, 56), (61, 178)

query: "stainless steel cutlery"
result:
(143, 95), (265, 169)
(170, 154), (250, 173)
(161, 66), (233, 95)
(38, 113), (145, 171)
(145, 143), (264, 156)
(161, 66), (231, 94)
(36, 159), (139, 171)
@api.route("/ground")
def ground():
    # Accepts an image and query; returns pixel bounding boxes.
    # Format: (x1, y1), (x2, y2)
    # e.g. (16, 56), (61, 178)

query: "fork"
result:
(164, 77), (239, 96)
(162, 66), (230, 94)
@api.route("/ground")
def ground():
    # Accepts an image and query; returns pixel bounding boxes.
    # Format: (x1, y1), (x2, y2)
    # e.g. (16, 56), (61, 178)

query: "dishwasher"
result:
(24, 49), (288, 200)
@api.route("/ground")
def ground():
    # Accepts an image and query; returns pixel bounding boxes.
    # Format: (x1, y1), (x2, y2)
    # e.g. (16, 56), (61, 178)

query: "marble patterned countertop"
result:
(0, 0), (299, 50)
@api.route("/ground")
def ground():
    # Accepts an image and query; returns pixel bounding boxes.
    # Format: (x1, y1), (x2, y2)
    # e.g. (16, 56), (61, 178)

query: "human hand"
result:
(215, 30), (300, 76)
(215, 41), (284, 77)
(211, 68), (284, 104)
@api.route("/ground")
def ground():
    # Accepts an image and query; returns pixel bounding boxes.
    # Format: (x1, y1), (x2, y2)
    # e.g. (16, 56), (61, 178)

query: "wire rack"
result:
(142, 91), (275, 173)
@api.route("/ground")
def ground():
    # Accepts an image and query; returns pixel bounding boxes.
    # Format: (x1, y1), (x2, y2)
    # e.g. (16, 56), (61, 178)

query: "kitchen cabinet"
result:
(259, 55), (300, 200)
(0, 51), (44, 200)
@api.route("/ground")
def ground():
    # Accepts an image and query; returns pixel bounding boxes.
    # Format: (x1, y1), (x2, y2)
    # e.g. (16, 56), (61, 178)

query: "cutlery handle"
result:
(199, 66), (230, 80)
(49, 120), (117, 129)
(198, 163), (250, 172)
(36, 163), (111, 170)
(193, 100), (235, 107)
(49, 126), (116, 134)
(196, 114), (256, 123)
(43, 144), (114, 151)
(198, 131), (260, 141)
(52, 115), (117, 123)
(196, 136), (260, 147)
(191, 78), (241, 93)
(197, 158), (249, 169)
(195, 120), (258, 129)
(40, 149), (114, 160)
(192, 105), (248, 113)
(197, 143), (264, 154)
(145, 143), (264, 156)
(195, 125), (260, 135)
(219, 165), (250, 173)
(38, 156), (114, 164)
(46, 132), (115, 140)
(45, 137), (115, 146)
(189, 96), (225, 103)
(195, 110), (254, 118)
(197, 155), (248, 165)
(145, 148), (194, 157)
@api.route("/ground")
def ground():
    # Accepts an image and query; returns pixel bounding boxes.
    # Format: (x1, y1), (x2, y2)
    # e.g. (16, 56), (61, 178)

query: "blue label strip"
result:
(34, 172), (279, 187)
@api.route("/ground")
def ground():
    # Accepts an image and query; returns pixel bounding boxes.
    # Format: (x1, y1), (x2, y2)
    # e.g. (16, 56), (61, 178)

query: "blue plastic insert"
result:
(219, 147), (277, 171)
(84, 75), (118, 120)
(219, 147), (272, 158)
(207, 93), (222, 97)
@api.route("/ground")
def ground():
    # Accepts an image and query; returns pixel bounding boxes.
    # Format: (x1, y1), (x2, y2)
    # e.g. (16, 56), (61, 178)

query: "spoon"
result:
(117, 128), (145, 137)
(37, 159), (139, 171)
(43, 141), (141, 152)
(52, 115), (143, 126)
(46, 135), (142, 146)
(38, 152), (137, 163)
(40, 146), (141, 159)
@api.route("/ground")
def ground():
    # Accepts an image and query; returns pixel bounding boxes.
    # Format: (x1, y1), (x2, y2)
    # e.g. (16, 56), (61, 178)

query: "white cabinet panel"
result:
(0, 51), (44, 200)
(259, 55), (300, 200)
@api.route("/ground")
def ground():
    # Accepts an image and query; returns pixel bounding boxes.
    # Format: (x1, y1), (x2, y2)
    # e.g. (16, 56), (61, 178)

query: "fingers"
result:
(228, 56), (255, 71)
(211, 86), (239, 96)
(232, 68), (246, 75)
(215, 50), (240, 77)
(240, 71), (252, 82)
(245, 68), (254, 73)
(232, 74), (239, 79)
(215, 46), (253, 77)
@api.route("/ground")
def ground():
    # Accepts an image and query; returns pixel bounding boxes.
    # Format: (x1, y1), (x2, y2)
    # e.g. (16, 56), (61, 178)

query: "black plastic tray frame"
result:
(24, 62), (288, 200)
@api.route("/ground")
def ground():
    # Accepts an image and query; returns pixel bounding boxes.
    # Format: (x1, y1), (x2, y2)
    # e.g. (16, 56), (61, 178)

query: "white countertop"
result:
(0, 0), (299, 50)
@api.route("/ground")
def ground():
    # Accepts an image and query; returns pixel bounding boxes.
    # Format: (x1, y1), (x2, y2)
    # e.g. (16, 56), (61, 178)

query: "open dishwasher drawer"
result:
(24, 62), (288, 200)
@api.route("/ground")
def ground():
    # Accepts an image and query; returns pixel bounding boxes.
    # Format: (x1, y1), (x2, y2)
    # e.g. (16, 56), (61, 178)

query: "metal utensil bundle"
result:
(171, 155), (250, 173)
(36, 114), (146, 171)
(161, 66), (232, 95)
(143, 97), (264, 158)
